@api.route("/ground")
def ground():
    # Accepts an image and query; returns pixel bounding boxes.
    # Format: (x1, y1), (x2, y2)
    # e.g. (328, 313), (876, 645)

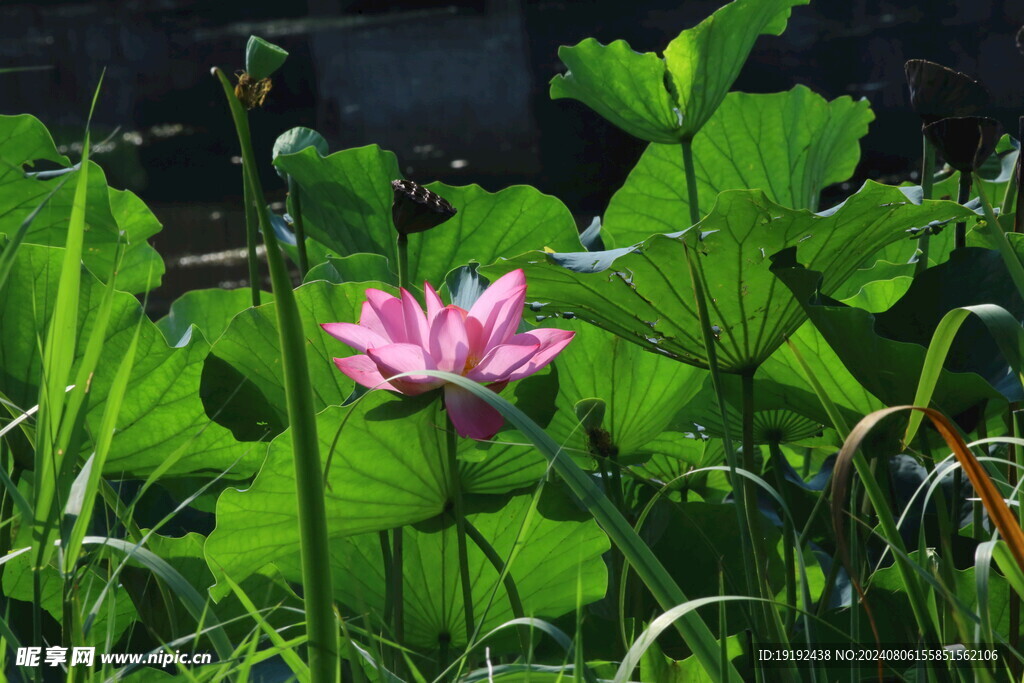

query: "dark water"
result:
(1, 0), (1021, 314)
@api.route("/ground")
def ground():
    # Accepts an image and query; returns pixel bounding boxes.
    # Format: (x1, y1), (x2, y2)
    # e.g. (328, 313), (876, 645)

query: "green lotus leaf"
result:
(0, 114), (164, 293)
(206, 394), (554, 594)
(0, 243), (258, 477)
(772, 247), (1018, 416)
(275, 146), (579, 285)
(0, 112), (68, 168)
(205, 279), (384, 438)
(674, 378), (822, 445)
(483, 182), (975, 374)
(631, 435), (731, 501)
(156, 288), (272, 345)
(303, 253), (396, 286)
(542, 320), (706, 464)
(754, 321), (885, 428)
(272, 126), (328, 165)
(675, 319), (886, 435)
(273, 492), (609, 650)
(604, 87), (874, 244)
(550, 0), (808, 143)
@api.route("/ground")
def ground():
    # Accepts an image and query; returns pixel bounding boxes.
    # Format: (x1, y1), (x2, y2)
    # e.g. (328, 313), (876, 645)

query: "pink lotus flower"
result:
(322, 269), (574, 440)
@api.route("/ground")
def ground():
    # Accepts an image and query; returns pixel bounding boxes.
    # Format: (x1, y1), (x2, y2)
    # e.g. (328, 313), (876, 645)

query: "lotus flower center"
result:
(463, 353), (482, 374)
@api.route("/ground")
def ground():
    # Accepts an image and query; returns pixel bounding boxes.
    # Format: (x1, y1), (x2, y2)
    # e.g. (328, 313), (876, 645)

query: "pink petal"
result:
(365, 289), (406, 342)
(465, 315), (487, 359)
(357, 301), (387, 339)
(428, 306), (470, 373)
(444, 384), (505, 440)
(467, 269), (527, 350)
(333, 355), (398, 392)
(424, 281), (445, 323)
(502, 329), (575, 381)
(321, 322), (389, 353)
(400, 288), (430, 347)
(366, 343), (443, 396)
(466, 341), (541, 382)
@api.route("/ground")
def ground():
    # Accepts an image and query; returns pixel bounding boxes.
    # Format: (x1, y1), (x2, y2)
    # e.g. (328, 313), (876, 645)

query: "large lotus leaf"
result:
(604, 87), (874, 244)
(275, 147), (579, 285)
(839, 274), (913, 313)
(303, 253), (396, 286)
(156, 288), (273, 346)
(541, 320), (706, 464)
(206, 394), (553, 594)
(673, 378), (822, 445)
(675, 321), (887, 435)
(273, 492), (609, 650)
(484, 182), (974, 373)
(0, 244), (259, 477)
(754, 321), (885, 428)
(550, 0), (808, 143)
(0, 115), (164, 293)
(631, 435), (731, 500)
(0, 113), (69, 169)
(405, 183), (580, 286)
(205, 279), (383, 438)
(272, 144), (399, 256)
(772, 247), (1018, 417)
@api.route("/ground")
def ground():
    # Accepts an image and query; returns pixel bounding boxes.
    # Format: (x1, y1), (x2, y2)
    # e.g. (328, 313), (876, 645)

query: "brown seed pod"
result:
(904, 59), (989, 125)
(922, 116), (1003, 173)
(234, 72), (273, 110)
(391, 179), (457, 236)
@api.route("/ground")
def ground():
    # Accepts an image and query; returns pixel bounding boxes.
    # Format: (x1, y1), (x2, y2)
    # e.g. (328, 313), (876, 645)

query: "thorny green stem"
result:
(916, 135), (935, 274)
(397, 234), (410, 290)
(379, 530), (393, 640)
(288, 176), (310, 276)
(393, 529), (404, 644)
(214, 67), (338, 683)
(242, 173), (262, 307)
(1016, 116), (1023, 235)
(680, 139), (758, 616)
(768, 441), (797, 632)
(446, 424), (475, 643)
(740, 371), (784, 647)
(955, 171), (972, 250)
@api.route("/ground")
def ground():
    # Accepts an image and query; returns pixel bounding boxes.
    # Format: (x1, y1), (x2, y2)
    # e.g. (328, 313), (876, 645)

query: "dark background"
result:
(1, 0), (1022, 311)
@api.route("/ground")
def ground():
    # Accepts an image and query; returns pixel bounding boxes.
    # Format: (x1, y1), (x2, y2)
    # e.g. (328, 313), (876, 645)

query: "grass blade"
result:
(835, 405), (1024, 637)
(903, 304), (1024, 446)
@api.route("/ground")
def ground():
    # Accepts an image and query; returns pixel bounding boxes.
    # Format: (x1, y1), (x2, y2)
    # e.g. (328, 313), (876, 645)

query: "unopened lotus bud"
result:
(391, 179), (457, 236)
